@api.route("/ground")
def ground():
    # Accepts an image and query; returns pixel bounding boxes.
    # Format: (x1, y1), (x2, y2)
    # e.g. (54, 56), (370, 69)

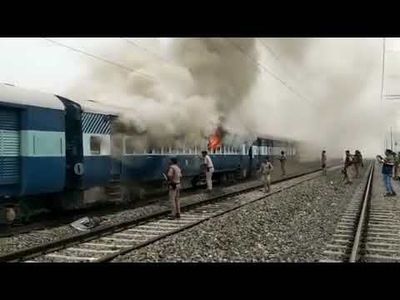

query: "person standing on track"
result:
(377, 150), (397, 197)
(279, 151), (287, 176)
(202, 150), (214, 192)
(354, 150), (363, 178)
(259, 157), (274, 193)
(343, 150), (353, 184)
(167, 157), (182, 219)
(321, 150), (327, 176)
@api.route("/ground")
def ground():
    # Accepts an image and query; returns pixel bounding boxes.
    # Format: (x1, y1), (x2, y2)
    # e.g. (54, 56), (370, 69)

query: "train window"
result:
(90, 136), (101, 155)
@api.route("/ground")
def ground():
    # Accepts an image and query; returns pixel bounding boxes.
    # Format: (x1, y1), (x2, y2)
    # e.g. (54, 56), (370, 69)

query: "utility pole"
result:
(391, 126), (394, 150)
(381, 38), (386, 104)
(381, 38), (386, 152)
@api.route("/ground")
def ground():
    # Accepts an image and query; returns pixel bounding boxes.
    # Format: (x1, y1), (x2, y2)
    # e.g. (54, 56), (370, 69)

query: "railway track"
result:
(0, 167), (334, 263)
(321, 162), (400, 262)
(320, 163), (374, 262)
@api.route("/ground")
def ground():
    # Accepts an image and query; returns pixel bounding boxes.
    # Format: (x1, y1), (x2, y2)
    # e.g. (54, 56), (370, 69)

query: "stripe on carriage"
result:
(20, 130), (65, 157)
(82, 112), (111, 134)
(92, 116), (103, 133)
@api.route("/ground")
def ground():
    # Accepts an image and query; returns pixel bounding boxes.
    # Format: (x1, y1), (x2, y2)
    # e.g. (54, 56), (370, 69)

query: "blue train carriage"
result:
(240, 135), (297, 176)
(119, 137), (209, 200)
(117, 132), (250, 200)
(68, 100), (121, 208)
(0, 84), (67, 223)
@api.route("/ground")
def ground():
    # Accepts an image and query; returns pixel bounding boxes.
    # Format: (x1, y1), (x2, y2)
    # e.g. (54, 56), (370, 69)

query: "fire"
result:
(208, 135), (222, 150)
(208, 126), (224, 151)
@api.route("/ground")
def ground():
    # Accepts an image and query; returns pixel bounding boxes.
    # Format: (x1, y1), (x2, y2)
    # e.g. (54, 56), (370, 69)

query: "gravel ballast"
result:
(114, 167), (368, 262)
(0, 161), (320, 257)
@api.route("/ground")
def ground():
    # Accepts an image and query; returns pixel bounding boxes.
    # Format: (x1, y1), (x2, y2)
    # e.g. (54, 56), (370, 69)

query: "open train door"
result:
(110, 133), (123, 178)
(57, 96), (84, 190)
(248, 144), (253, 178)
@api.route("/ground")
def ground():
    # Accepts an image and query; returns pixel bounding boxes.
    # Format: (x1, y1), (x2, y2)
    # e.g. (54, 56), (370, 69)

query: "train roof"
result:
(75, 99), (120, 116)
(0, 83), (64, 110)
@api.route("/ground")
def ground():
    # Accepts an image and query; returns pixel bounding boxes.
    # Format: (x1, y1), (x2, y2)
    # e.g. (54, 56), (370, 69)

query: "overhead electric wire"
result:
(122, 38), (174, 64)
(258, 39), (308, 95)
(44, 38), (156, 81)
(226, 39), (317, 108)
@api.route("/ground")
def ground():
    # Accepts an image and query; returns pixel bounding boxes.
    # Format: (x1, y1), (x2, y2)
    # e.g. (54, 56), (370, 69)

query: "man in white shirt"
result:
(259, 157), (274, 193)
(202, 150), (214, 192)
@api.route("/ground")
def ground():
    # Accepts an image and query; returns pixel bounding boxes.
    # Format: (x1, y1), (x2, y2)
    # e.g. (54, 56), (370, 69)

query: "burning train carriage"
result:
(0, 85), (301, 222)
(111, 121), (299, 200)
(69, 102), (298, 204)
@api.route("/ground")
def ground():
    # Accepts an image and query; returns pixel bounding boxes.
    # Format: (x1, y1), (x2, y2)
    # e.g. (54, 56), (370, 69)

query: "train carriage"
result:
(0, 84), (302, 223)
(0, 84), (68, 221)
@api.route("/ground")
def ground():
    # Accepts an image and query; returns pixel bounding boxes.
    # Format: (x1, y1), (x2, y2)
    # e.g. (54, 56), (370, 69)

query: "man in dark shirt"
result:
(279, 151), (287, 176)
(377, 149), (396, 197)
(343, 150), (353, 184)
(321, 150), (327, 176)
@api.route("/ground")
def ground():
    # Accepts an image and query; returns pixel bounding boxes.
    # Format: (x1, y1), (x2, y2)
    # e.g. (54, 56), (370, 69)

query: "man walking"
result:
(167, 157), (182, 219)
(279, 151), (287, 176)
(259, 157), (274, 193)
(354, 150), (363, 178)
(321, 150), (327, 176)
(202, 150), (214, 192)
(343, 150), (353, 184)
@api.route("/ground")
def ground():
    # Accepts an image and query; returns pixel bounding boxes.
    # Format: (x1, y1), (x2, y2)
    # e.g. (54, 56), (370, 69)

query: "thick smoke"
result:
(68, 38), (258, 150)
(245, 38), (385, 159)
(67, 38), (392, 159)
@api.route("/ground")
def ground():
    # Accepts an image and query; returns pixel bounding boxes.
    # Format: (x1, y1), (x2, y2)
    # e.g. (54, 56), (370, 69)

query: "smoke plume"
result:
(67, 38), (393, 159)
(67, 38), (258, 151)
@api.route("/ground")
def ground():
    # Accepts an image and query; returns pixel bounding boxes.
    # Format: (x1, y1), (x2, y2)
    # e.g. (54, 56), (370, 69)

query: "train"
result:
(0, 83), (300, 223)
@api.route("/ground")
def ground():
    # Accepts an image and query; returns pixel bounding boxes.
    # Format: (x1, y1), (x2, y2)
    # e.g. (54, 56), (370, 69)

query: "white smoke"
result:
(244, 38), (386, 159)
(68, 38), (259, 149)
(67, 38), (394, 159)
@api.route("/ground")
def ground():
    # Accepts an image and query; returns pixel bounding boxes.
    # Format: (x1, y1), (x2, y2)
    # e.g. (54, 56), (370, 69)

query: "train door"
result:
(111, 134), (122, 177)
(57, 96), (84, 190)
(247, 144), (252, 178)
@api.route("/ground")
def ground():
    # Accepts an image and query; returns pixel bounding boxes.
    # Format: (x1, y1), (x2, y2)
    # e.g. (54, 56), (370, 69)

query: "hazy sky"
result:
(1, 38), (399, 97)
(0, 38), (166, 97)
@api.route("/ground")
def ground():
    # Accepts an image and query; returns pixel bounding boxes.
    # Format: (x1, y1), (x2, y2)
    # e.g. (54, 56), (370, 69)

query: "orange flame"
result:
(208, 127), (224, 151)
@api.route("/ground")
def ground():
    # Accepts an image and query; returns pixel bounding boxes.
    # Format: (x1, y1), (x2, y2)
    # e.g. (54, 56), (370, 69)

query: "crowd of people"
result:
(164, 146), (400, 219)
(164, 150), (290, 219)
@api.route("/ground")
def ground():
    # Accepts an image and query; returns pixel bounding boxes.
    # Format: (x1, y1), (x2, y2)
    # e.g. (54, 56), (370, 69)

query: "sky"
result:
(0, 38), (399, 157)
